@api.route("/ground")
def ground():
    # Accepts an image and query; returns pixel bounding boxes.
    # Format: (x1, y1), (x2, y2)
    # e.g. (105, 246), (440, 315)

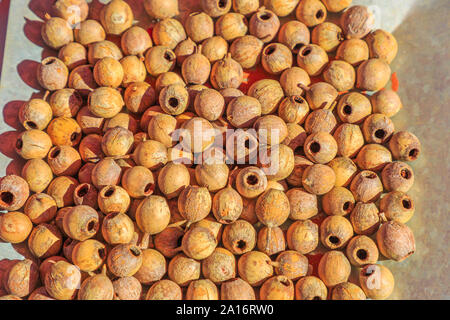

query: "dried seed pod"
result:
(336, 39), (369, 66)
(120, 56), (147, 87)
(41, 15), (73, 50)
(210, 53), (243, 89)
(104, 113), (139, 134)
(123, 82), (155, 114)
(286, 156), (312, 187)
(193, 88), (225, 121)
(121, 166), (154, 199)
(145, 279), (182, 300)
(216, 13), (248, 42)
(28, 223), (63, 259)
(346, 235), (379, 267)
(286, 188), (317, 220)
(168, 253), (201, 287)
(107, 244), (143, 277)
(220, 277), (255, 300)
(296, 0), (327, 27)
(267, 0), (301, 16)
(180, 117), (215, 153)
(222, 220), (256, 255)
(91, 158), (122, 189)
(153, 18), (186, 50)
(389, 131), (421, 162)
(356, 144), (392, 172)
(323, 60), (356, 92)
(236, 166), (268, 199)
(226, 96), (261, 128)
(144, 46), (176, 77)
(380, 191), (414, 224)
(186, 279), (219, 300)
(304, 109), (337, 135)
(154, 227), (184, 258)
(232, 0), (258, 15)
(322, 0), (352, 12)
(238, 251), (273, 287)
(370, 89), (402, 117)
(312, 22), (344, 52)
(362, 114), (394, 145)
(304, 131), (338, 164)
(350, 170), (383, 202)
(47, 145), (82, 176)
(260, 144), (295, 181)
(19, 98), (53, 131)
(88, 87), (124, 119)
(318, 250), (351, 287)
(136, 195), (170, 235)
(133, 249), (166, 285)
(260, 276), (294, 300)
(24, 193), (58, 224)
(254, 115), (288, 145)
(350, 202), (380, 235)
(202, 0), (231, 17)
(45, 261), (81, 300)
(100, 0), (133, 36)
(377, 220), (415, 261)
(197, 38), (225, 66)
(155, 72), (185, 95)
(185, 12), (214, 43)
(278, 23), (309, 58)
(68, 65), (97, 97)
(303, 83), (336, 111)
(28, 287), (55, 300)
(53, 0), (89, 25)
(178, 185), (212, 223)
(74, 19), (106, 46)
(0, 175), (30, 211)
(248, 79), (284, 115)
(133, 140), (168, 170)
(48, 117), (82, 148)
(332, 282), (366, 300)
(195, 162), (229, 192)
(49, 88), (82, 118)
(261, 43), (293, 75)
(21, 159), (53, 193)
(58, 42), (87, 70)
(320, 215), (353, 249)
(78, 271), (114, 300)
(0, 211), (32, 243)
(113, 277), (142, 300)
(297, 45), (328, 78)
(159, 84), (189, 115)
(365, 29), (398, 64)
(101, 127), (134, 157)
(73, 183), (98, 208)
(356, 58), (391, 91)
(322, 186), (355, 216)
(147, 114), (176, 148)
(340, 5), (374, 39)
(174, 39), (196, 68)
(63, 205), (99, 241)
(257, 226), (286, 256)
(295, 276), (327, 300)
(381, 161), (414, 193)
(88, 40), (123, 65)
(328, 157), (357, 187)
(93, 57), (124, 88)
(72, 239), (106, 272)
(78, 163), (95, 184)
(286, 220), (318, 254)
(249, 8), (280, 43)
(202, 248), (236, 284)
(144, 0), (179, 19)
(101, 212), (134, 245)
(212, 186), (243, 224)
(181, 46), (211, 85)
(98, 185), (130, 215)
(359, 264), (394, 300)
(302, 164), (336, 195)
(337, 92), (372, 124)
(229, 37), (262, 71)
(182, 227), (217, 260)
(280, 68), (311, 97)
(283, 123), (307, 152)
(191, 217), (223, 242)
(274, 250), (308, 281)
(37, 57), (69, 91)
(120, 27), (152, 58)
(331, 125), (363, 160)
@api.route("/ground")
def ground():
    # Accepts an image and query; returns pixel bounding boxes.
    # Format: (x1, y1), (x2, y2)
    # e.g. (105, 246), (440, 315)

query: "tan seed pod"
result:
(359, 264), (394, 300)
(201, 36), (229, 63)
(47, 145), (82, 176)
(295, 0), (327, 27)
(88, 87), (124, 119)
(304, 131), (338, 164)
(340, 5), (375, 39)
(45, 261), (81, 300)
(202, 0), (232, 17)
(280, 67), (311, 97)
(41, 15), (73, 50)
(215, 13), (248, 42)
(304, 108), (337, 134)
(73, 183), (98, 208)
(28, 224), (63, 259)
(295, 276), (327, 300)
(232, 0), (259, 16)
(113, 277), (142, 300)
(144, 0), (179, 19)
(58, 42), (87, 70)
(222, 219), (256, 255)
(389, 131), (421, 162)
(253, 115), (288, 145)
(333, 123), (364, 158)
(15, 129), (52, 160)
(286, 188), (318, 220)
(120, 55), (147, 87)
(107, 244), (143, 277)
(153, 18), (186, 50)
(74, 20), (106, 46)
(121, 26), (153, 57)
(158, 162), (190, 199)
(274, 250), (308, 280)
(323, 60), (356, 92)
(159, 84), (189, 115)
(365, 29), (398, 64)
(72, 239), (106, 272)
(185, 12), (214, 43)
(182, 227), (217, 260)
(286, 220), (318, 254)
(331, 282), (366, 300)
(186, 279), (219, 300)
(377, 220), (416, 261)
(37, 57), (69, 91)
(261, 43), (293, 75)
(91, 158), (122, 189)
(53, 0), (89, 25)
(318, 250), (351, 287)
(297, 45), (329, 77)
(337, 92), (372, 124)
(100, 0), (133, 36)
(21, 159), (53, 193)
(19, 97), (53, 131)
(302, 163), (336, 195)
(212, 186), (243, 224)
(350, 170), (383, 203)
(238, 251), (273, 286)
(370, 89), (403, 117)
(249, 8), (280, 43)
(247, 79), (284, 115)
(93, 57), (124, 88)
(322, 186), (355, 216)
(167, 254), (201, 287)
(328, 157), (357, 187)
(178, 186), (212, 224)
(78, 272), (114, 300)
(356, 144), (392, 172)
(304, 81), (337, 110)
(257, 226), (286, 256)
(88, 40), (123, 65)
(356, 58), (391, 92)
(350, 202), (380, 235)
(381, 161), (414, 193)
(322, 0), (352, 12)
(345, 235), (379, 267)
(202, 248), (236, 284)
(260, 275), (294, 300)
(336, 39), (369, 66)
(68, 65), (98, 97)
(379, 191), (414, 224)
(210, 53), (243, 89)
(49, 88), (82, 118)
(229, 35), (263, 69)
(134, 249), (166, 285)
(319, 215), (354, 249)
(181, 46), (211, 85)
(311, 22), (344, 52)
(132, 139), (168, 170)
(144, 46), (176, 77)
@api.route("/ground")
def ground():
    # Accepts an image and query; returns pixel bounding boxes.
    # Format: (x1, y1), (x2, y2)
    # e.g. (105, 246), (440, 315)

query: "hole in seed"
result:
(0, 192), (14, 205)
(402, 199), (412, 209)
(25, 121), (37, 129)
(401, 169), (412, 179)
(364, 172), (377, 179)
(144, 183), (154, 194)
(130, 246), (141, 257)
(169, 97), (179, 108)
(280, 279), (290, 286)
(236, 240), (247, 250)
(309, 142), (321, 153)
(43, 58), (56, 65)
(164, 52), (174, 61)
(316, 9), (324, 19)
(265, 45), (276, 55)
(246, 174), (259, 185)
(294, 145), (304, 155)
(244, 139), (250, 150)
(301, 47), (312, 56)
(50, 148), (61, 158)
(357, 249), (368, 260)
(343, 201), (352, 212)
(87, 220), (96, 231)
(374, 129), (386, 139)
(218, 0), (227, 8)
(260, 12), (271, 20)
(409, 149), (419, 159)
(70, 132), (79, 142)
(98, 248), (106, 259)
(15, 139), (23, 150)
(77, 185), (89, 197)
(294, 96), (304, 104)
(343, 105), (352, 115)
(104, 187), (115, 197)
(293, 43), (305, 52)
(328, 236), (340, 245)
(313, 296), (322, 300)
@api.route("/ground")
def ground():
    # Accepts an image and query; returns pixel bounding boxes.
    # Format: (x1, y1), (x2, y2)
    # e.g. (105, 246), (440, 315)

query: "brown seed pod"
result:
(286, 220), (318, 254)
(389, 131), (421, 162)
(302, 164), (336, 195)
(304, 82), (337, 111)
(278, 22), (309, 57)
(340, 5), (374, 39)
(248, 79), (284, 115)
(98, 185), (130, 215)
(145, 279), (182, 300)
(283, 123), (307, 152)
(238, 251), (273, 286)
(49, 88), (82, 118)
(286, 156), (312, 187)
(159, 84), (189, 115)
(197, 37), (226, 65)
(295, 276), (327, 300)
(236, 166), (268, 199)
(322, 186), (355, 217)
(28, 223), (63, 259)
(212, 186), (243, 224)
(261, 43), (293, 75)
(53, 0), (89, 25)
(168, 253), (201, 287)
(381, 161), (414, 193)
(328, 157), (357, 187)
(72, 239), (106, 272)
(78, 163), (95, 184)
(370, 89), (402, 117)
(260, 275), (294, 300)
(350, 202), (380, 235)
(47, 146), (82, 176)
(133, 140), (168, 170)
(93, 57), (124, 88)
(88, 87), (124, 119)
(304, 131), (338, 164)
(107, 244), (143, 277)
(185, 279), (219, 300)
(232, 0), (259, 16)
(16, 130), (52, 161)
(0, 211), (32, 243)
(48, 117), (82, 148)
(322, 0), (352, 12)
(181, 46), (211, 85)
(100, 0), (133, 36)
(144, 46), (176, 77)
(21, 159), (53, 193)
(362, 114), (394, 145)
(350, 170), (383, 203)
(58, 42), (87, 70)
(45, 261), (81, 300)
(121, 166), (155, 199)
(202, 0), (232, 17)
(249, 8), (280, 43)
(180, 117), (215, 153)
(359, 264), (394, 300)
(101, 127), (134, 157)
(377, 218), (416, 261)
(28, 287), (55, 300)
(220, 277), (255, 300)
(254, 115), (288, 145)
(24, 193), (58, 224)
(113, 277), (142, 300)
(101, 212), (134, 245)
(174, 38), (197, 68)
(157, 162), (190, 198)
(154, 74), (184, 97)
(195, 162), (229, 192)
(296, 0), (327, 27)
(333, 123), (364, 158)
(154, 227), (185, 258)
(346, 235), (379, 267)
(304, 109), (337, 134)
(136, 195), (170, 235)
(37, 57), (69, 91)
(356, 58), (391, 91)
(336, 39), (369, 66)
(78, 271), (114, 300)
(257, 226), (286, 256)
(133, 249), (166, 285)
(210, 53), (243, 89)
(355, 144), (392, 172)
(323, 60), (356, 92)
(0, 175), (30, 211)
(259, 144), (295, 181)
(120, 27), (152, 58)
(153, 18), (186, 50)
(103, 113), (139, 134)
(185, 12), (214, 43)
(222, 219), (256, 255)
(68, 65), (97, 97)
(4, 259), (38, 296)
(144, 0), (179, 19)
(365, 29), (398, 64)
(147, 114), (177, 148)
(312, 22), (344, 52)
(229, 36), (262, 70)
(63, 205), (99, 241)
(226, 96), (261, 128)
(215, 13), (248, 42)
(41, 15), (73, 50)
(177, 185), (211, 224)
(202, 248), (236, 284)
(297, 45), (329, 78)
(380, 191), (414, 224)
(286, 188), (317, 220)
(320, 215), (354, 249)
(88, 40), (123, 65)
(280, 68), (311, 97)
(193, 88), (225, 121)
(274, 250), (308, 281)
(91, 158), (122, 189)
(191, 218), (223, 242)
(267, 0), (301, 16)
(19, 97), (53, 131)
(318, 250), (351, 287)
(123, 82), (156, 114)
(120, 56), (147, 87)
(331, 282), (366, 300)
(337, 92), (372, 124)
(182, 226), (217, 260)
(73, 183), (98, 208)
(74, 19), (106, 46)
